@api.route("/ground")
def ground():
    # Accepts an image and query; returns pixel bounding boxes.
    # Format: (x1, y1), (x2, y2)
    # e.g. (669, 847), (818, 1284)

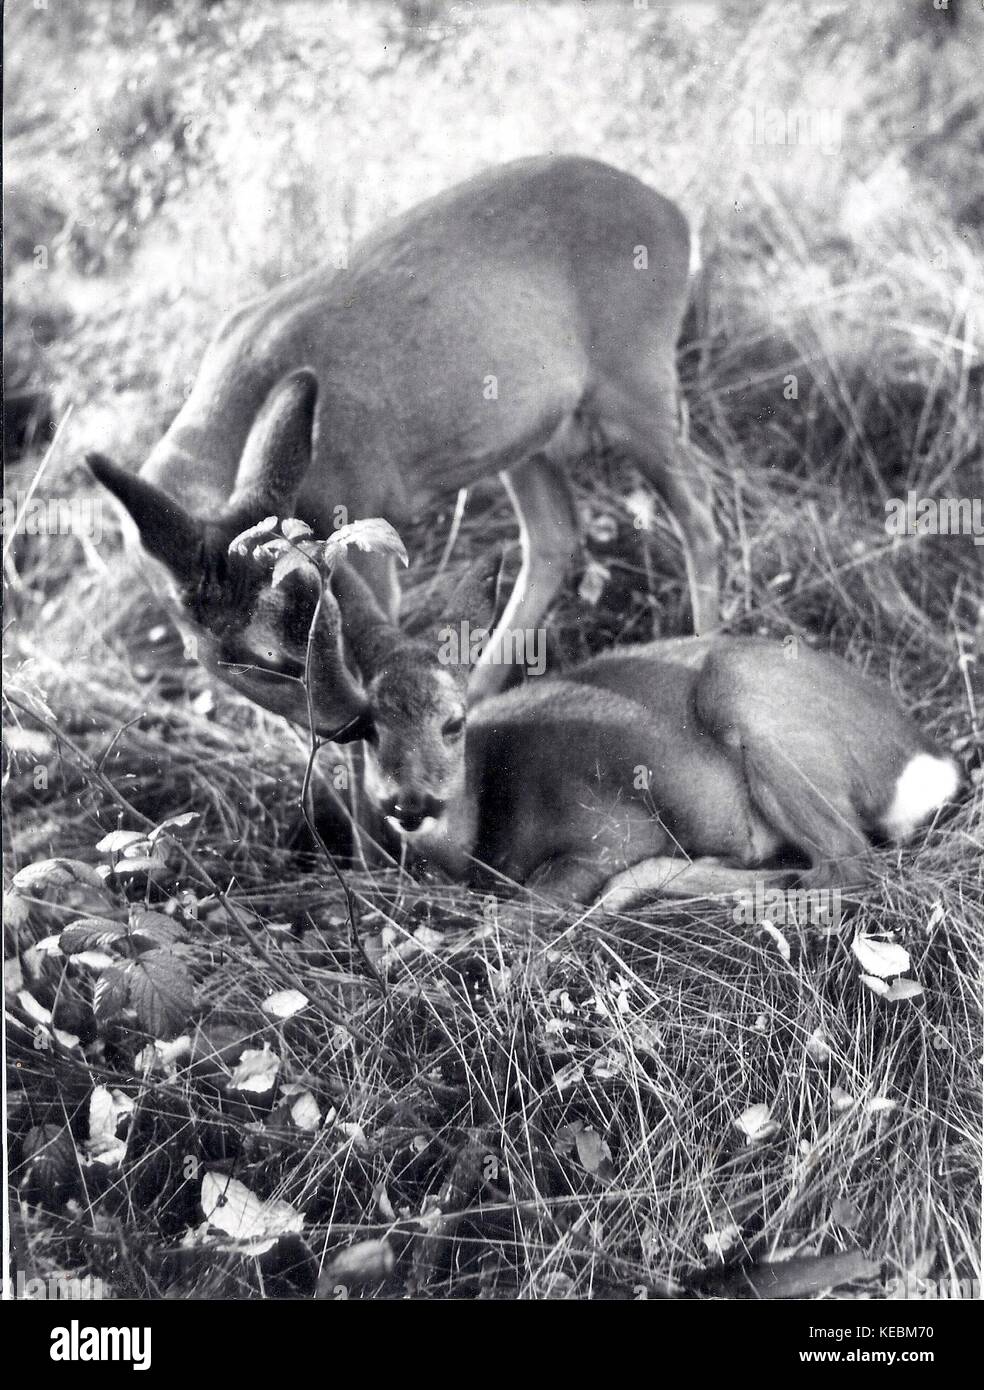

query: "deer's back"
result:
(144, 156), (691, 518)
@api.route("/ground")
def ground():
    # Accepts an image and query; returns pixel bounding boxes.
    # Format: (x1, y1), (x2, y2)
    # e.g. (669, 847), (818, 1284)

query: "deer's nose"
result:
(383, 791), (446, 832)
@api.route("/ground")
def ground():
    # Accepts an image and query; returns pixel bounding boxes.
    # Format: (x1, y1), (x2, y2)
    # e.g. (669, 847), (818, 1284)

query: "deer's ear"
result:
(87, 453), (203, 583)
(440, 545), (506, 635)
(224, 369), (317, 529)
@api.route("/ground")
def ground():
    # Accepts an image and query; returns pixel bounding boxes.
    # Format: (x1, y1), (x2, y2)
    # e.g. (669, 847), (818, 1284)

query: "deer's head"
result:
(327, 547), (503, 832)
(89, 368), (503, 830)
(88, 370), (371, 742)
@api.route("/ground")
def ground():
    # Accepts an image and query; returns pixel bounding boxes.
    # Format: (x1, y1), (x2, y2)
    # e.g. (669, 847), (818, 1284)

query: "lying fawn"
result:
(266, 547), (958, 905)
(87, 154), (712, 722)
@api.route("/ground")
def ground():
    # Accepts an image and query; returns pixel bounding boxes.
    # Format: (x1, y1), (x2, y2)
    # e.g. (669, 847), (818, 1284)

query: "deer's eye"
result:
(441, 715), (465, 740)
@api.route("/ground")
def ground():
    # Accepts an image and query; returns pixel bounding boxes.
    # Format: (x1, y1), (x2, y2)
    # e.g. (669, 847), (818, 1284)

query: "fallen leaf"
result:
(805, 1027), (831, 1061)
(227, 1043), (281, 1093)
(866, 1097), (897, 1115)
(736, 1102), (778, 1143)
(703, 1222), (741, 1259)
(319, 1238), (394, 1292)
(851, 935), (910, 978)
(261, 989), (308, 1020)
(290, 1091), (321, 1132)
(761, 921), (791, 961)
(860, 973), (890, 996)
(574, 1128), (615, 1182)
(830, 1196), (863, 1229)
(200, 1172), (303, 1253)
(885, 978), (924, 1002)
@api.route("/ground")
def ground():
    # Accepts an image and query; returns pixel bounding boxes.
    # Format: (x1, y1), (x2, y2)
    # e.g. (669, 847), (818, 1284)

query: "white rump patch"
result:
(882, 753), (960, 842)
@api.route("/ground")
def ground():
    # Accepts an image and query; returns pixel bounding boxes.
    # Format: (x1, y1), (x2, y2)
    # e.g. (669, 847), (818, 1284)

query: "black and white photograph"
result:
(2, 0), (981, 1332)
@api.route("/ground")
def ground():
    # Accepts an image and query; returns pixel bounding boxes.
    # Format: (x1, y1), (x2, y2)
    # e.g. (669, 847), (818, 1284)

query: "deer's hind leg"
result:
(694, 650), (872, 890)
(593, 374), (719, 636)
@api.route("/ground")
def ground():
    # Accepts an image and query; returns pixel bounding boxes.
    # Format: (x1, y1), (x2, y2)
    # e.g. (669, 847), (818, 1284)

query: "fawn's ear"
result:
(439, 545), (506, 635)
(223, 369), (318, 531)
(86, 452), (203, 583)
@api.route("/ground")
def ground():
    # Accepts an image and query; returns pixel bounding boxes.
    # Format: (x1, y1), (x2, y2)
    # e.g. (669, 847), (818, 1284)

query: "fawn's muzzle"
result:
(382, 792), (446, 832)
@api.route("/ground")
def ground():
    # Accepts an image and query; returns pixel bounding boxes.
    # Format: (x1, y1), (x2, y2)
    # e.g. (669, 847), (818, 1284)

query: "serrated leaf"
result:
(322, 518), (409, 569)
(851, 935), (910, 978)
(271, 547), (313, 588)
(228, 516), (279, 557)
(130, 909), (185, 949)
(94, 964), (132, 1022)
(261, 989), (308, 1020)
(23, 1123), (76, 1186)
(126, 951), (194, 1038)
(11, 858), (106, 894)
(60, 917), (126, 955)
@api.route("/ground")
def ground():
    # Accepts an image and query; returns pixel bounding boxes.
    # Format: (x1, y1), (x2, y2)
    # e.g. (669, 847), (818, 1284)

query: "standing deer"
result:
(88, 155), (712, 733)
(239, 546), (959, 904)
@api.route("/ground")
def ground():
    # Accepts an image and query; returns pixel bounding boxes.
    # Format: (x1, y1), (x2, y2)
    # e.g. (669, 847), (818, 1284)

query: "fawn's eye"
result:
(442, 715), (465, 740)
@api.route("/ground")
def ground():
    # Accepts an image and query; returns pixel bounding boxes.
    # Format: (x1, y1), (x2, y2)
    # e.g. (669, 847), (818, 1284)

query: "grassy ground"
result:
(4, 0), (982, 1299)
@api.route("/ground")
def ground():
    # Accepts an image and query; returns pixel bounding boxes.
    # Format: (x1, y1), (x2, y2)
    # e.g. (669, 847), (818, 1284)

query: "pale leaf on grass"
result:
(321, 1239), (394, 1289)
(830, 1196), (863, 1229)
(200, 1172), (303, 1254)
(885, 978), (924, 1002)
(736, 1102), (778, 1143)
(831, 1086), (855, 1112)
(290, 1091), (321, 1132)
(95, 830), (147, 855)
(73, 950), (118, 971)
(866, 1097), (897, 1115)
(860, 973), (890, 997)
(135, 1036), (192, 1077)
(227, 1043), (281, 1093)
(760, 920), (791, 962)
(261, 988), (308, 1020)
(703, 1222), (741, 1259)
(12, 858), (106, 894)
(851, 935), (910, 978)
(85, 1086), (134, 1167)
(805, 1027), (831, 1061)
(574, 1128), (615, 1182)
(18, 990), (52, 1025)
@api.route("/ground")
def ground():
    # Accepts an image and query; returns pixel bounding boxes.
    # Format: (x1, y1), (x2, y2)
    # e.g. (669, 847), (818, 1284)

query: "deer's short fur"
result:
(88, 155), (714, 731)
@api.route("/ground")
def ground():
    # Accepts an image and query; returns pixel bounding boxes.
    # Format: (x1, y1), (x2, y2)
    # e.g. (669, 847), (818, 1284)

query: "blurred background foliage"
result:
(4, 0), (980, 466)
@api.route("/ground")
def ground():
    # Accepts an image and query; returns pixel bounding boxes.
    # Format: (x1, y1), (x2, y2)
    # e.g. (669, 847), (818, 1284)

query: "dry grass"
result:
(4, 0), (982, 1300)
